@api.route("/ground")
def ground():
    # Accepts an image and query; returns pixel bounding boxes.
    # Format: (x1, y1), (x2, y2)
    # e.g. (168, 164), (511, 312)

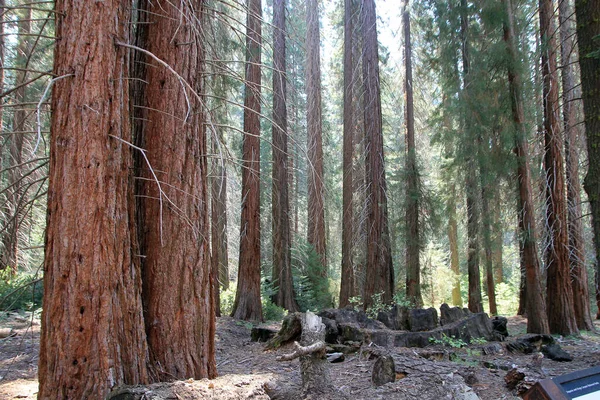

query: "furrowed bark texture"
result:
(403, 0), (422, 308)
(232, 0), (263, 321)
(539, 0), (578, 336)
(272, 0), (297, 312)
(503, 0), (549, 333)
(38, 0), (149, 397)
(574, 0), (600, 320)
(362, 0), (394, 308)
(306, 0), (327, 272)
(559, 0), (593, 331)
(460, 0), (483, 313)
(339, 0), (355, 309)
(135, 0), (216, 380)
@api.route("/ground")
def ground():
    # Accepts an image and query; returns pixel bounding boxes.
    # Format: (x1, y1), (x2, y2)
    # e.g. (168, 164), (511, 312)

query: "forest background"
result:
(0, 0), (599, 396)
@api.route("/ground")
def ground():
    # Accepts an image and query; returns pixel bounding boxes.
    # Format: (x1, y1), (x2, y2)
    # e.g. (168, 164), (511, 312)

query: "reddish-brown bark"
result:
(460, 0), (483, 314)
(339, 0), (355, 308)
(306, 0), (327, 273)
(232, 0), (263, 321)
(134, 0), (216, 380)
(211, 127), (229, 318)
(272, 0), (298, 312)
(575, 0), (600, 321)
(560, 0), (594, 331)
(503, 0), (549, 333)
(539, 0), (578, 336)
(403, 0), (422, 308)
(38, 0), (149, 397)
(362, 0), (394, 308)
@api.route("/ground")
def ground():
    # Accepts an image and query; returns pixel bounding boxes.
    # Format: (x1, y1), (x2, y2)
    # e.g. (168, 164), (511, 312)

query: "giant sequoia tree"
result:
(232, 0), (263, 321)
(539, 0), (578, 336)
(403, 0), (422, 308)
(339, 0), (355, 308)
(575, 0), (600, 320)
(362, 0), (394, 307)
(502, 0), (549, 334)
(133, 0), (216, 380)
(38, 0), (149, 396)
(272, 0), (298, 312)
(559, 0), (593, 331)
(306, 0), (327, 272)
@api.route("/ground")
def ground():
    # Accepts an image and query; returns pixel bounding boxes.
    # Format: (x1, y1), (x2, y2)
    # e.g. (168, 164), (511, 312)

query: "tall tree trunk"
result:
(574, 0), (600, 320)
(503, 0), (549, 333)
(560, 0), (594, 331)
(306, 0), (327, 272)
(1, 8), (31, 274)
(232, 0), (263, 321)
(134, 0), (216, 380)
(403, 0), (422, 308)
(460, 0), (483, 314)
(38, 0), (149, 396)
(339, 0), (355, 308)
(362, 0), (394, 308)
(481, 172), (497, 315)
(272, 0), (298, 312)
(539, 0), (578, 336)
(211, 127), (229, 317)
(448, 184), (462, 307)
(492, 138), (504, 284)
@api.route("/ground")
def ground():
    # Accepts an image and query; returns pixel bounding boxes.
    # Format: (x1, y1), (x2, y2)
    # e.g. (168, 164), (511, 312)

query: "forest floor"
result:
(1, 312), (599, 399)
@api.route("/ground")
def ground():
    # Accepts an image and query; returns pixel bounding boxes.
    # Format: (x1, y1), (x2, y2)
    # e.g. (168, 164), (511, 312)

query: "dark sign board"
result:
(524, 366), (600, 400)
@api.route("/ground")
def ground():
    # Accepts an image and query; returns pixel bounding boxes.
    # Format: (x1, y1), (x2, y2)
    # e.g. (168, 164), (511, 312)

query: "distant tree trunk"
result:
(1, 8), (31, 274)
(481, 173), (497, 316)
(339, 0), (355, 308)
(503, 0), (549, 333)
(272, 0), (298, 312)
(492, 138), (504, 284)
(460, 0), (483, 314)
(211, 127), (229, 318)
(560, 0), (594, 331)
(448, 184), (462, 307)
(306, 0), (327, 272)
(403, 0), (422, 308)
(232, 0), (263, 321)
(134, 0), (216, 380)
(574, 0), (600, 320)
(38, 0), (149, 397)
(362, 0), (394, 308)
(539, 0), (579, 336)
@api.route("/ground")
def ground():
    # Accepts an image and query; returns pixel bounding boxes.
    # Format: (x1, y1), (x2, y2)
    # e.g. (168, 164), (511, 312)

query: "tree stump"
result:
(277, 311), (345, 399)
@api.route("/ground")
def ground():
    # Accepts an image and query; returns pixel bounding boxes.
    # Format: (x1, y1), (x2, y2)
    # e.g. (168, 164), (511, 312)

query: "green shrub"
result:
(0, 270), (43, 311)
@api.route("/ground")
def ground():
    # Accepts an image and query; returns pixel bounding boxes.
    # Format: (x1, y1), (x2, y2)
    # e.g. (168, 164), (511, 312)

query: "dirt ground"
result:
(1, 312), (599, 399)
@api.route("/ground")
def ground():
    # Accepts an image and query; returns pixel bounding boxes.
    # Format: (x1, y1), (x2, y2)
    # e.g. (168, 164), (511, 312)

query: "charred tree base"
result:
(277, 311), (346, 399)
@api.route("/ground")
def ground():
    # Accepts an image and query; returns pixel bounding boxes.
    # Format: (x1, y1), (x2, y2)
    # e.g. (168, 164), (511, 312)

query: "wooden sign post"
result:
(524, 366), (600, 399)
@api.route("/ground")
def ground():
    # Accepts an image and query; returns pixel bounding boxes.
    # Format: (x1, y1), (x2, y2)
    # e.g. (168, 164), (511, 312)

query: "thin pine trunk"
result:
(2, 8), (31, 274)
